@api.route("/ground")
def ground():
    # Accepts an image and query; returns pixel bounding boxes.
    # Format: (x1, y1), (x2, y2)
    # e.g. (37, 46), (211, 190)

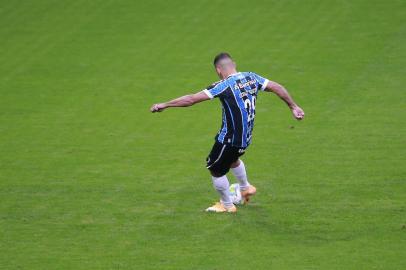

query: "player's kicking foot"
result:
(241, 185), (256, 204)
(205, 202), (237, 213)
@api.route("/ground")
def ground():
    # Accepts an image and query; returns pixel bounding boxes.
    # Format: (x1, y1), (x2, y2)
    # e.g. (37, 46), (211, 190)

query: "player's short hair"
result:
(213, 52), (233, 67)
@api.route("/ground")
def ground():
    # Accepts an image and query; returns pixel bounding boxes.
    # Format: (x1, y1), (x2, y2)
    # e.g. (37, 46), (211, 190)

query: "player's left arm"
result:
(150, 91), (210, 113)
(265, 80), (305, 120)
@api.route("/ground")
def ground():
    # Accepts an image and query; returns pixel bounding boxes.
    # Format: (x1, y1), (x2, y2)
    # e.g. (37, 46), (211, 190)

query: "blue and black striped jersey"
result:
(203, 72), (269, 148)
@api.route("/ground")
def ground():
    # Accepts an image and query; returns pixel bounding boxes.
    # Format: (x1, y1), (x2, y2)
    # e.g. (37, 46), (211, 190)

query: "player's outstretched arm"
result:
(150, 91), (210, 113)
(265, 80), (305, 120)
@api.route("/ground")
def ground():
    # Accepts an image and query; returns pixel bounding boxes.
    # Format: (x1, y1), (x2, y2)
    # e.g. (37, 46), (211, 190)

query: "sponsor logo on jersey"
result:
(239, 88), (257, 98)
(234, 79), (256, 91)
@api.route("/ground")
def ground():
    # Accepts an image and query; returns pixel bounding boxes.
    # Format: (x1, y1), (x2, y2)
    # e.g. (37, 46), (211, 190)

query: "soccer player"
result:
(150, 53), (304, 213)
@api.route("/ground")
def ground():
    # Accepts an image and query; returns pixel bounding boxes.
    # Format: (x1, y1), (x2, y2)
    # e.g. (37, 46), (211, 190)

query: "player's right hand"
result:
(150, 103), (166, 113)
(291, 105), (305, 120)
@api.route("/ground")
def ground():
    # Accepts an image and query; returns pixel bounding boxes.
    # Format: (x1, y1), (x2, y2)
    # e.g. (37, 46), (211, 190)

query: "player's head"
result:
(213, 52), (237, 79)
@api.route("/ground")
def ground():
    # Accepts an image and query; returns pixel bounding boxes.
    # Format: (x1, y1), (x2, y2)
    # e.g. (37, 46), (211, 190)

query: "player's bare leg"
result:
(205, 171), (237, 213)
(231, 159), (256, 204)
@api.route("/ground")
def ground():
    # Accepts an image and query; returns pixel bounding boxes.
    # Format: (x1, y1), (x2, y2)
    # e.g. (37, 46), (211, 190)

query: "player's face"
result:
(215, 66), (222, 78)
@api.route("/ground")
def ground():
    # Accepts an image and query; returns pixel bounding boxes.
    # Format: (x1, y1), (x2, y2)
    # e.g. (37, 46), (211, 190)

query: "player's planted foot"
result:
(205, 202), (237, 213)
(241, 185), (256, 204)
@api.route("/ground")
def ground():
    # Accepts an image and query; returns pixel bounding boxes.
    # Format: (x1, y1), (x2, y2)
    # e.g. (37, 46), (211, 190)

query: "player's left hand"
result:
(291, 105), (305, 120)
(150, 103), (166, 113)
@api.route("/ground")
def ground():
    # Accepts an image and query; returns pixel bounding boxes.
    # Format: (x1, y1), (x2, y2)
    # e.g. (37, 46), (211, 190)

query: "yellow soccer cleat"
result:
(241, 185), (257, 204)
(205, 202), (237, 213)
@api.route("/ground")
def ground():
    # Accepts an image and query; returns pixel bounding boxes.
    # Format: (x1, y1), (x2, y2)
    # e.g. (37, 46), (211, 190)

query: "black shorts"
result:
(206, 141), (246, 176)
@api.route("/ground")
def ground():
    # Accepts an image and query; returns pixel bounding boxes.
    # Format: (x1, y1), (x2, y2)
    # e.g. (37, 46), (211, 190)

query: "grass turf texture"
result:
(1, 0), (405, 269)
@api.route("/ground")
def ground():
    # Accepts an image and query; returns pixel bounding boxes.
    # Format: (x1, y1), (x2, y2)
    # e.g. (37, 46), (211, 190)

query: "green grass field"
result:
(1, 0), (405, 269)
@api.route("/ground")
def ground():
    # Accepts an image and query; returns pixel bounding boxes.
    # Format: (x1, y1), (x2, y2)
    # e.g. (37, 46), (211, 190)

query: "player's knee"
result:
(230, 159), (241, 168)
(209, 169), (224, 178)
